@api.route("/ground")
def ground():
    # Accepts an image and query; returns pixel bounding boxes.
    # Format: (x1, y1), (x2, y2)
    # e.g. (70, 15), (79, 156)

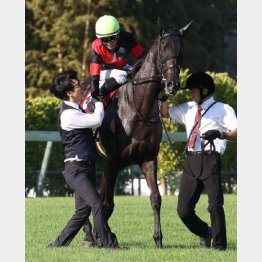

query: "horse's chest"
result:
(120, 135), (160, 160)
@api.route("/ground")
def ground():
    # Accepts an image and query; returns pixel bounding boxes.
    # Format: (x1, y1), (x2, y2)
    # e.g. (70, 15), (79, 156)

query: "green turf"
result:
(26, 195), (236, 262)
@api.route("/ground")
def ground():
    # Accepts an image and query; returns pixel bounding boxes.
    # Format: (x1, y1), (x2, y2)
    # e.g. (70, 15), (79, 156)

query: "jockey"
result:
(89, 15), (145, 99)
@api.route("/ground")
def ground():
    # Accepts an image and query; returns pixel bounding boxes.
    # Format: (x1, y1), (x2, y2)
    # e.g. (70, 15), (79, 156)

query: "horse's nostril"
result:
(167, 82), (173, 88)
(166, 82), (175, 94)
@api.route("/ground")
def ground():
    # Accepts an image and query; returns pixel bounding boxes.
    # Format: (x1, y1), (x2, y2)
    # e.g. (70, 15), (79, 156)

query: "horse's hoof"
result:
(156, 244), (163, 248)
(83, 240), (94, 248)
(95, 237), (102, 248)
(154, 240), (163, 248)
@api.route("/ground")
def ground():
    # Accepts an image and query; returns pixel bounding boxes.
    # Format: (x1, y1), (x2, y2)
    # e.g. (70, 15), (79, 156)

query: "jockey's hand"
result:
(91, 90), (99, 99)
(201, 130), (226, 141)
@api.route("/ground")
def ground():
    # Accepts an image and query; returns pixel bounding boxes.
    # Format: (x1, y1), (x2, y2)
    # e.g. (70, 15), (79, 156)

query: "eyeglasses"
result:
(101, 35), (118, 43)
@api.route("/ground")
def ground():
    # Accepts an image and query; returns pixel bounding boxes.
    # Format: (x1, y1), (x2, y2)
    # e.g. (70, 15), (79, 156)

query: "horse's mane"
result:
(130, 56), (146, 78)
(130, 36), (162, 79)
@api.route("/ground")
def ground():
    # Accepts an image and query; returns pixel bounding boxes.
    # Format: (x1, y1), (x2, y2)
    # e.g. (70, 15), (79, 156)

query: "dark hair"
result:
(49, 70), (78, 100)
(184, 71), (215, 95)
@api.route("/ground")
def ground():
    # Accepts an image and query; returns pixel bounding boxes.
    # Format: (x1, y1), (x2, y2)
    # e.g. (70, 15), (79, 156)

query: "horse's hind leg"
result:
(99, 156), (122, 220)
(140, 160), (163, 248)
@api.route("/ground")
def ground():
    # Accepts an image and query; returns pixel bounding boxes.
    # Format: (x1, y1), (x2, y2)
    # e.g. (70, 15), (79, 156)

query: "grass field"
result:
(26, 194), (237, 262)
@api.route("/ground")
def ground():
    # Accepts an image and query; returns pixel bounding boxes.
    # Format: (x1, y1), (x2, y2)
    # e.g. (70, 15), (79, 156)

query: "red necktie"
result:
(188, 105), (202, 149)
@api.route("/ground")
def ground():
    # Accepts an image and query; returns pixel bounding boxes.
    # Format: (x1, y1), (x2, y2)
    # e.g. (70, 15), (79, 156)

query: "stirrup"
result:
(95, 139), (107, 158)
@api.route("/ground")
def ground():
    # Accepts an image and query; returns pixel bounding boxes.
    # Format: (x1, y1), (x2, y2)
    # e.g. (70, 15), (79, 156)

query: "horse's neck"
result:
(127, 37), (160, 117)
(138, 37), (159, 78)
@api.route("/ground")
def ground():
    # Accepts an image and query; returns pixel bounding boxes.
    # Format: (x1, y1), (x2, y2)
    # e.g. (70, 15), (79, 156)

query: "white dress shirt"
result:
(60, 101), (104, 131)
(168, 96), (237, 154)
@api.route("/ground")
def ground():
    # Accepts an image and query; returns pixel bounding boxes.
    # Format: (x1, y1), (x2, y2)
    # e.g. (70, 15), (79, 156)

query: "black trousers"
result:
(177, 151), (227, 249)
(52, 161), (117, 248)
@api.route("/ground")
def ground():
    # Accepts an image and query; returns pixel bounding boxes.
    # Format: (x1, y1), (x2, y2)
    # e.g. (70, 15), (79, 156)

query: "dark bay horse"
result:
(82, 19), (192, 248)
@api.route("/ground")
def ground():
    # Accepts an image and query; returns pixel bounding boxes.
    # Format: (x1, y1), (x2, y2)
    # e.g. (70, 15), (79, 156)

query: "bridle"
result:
(157, 29), (183, 90)
(132, 29), (183, 89)
(130, 29), (184, 123)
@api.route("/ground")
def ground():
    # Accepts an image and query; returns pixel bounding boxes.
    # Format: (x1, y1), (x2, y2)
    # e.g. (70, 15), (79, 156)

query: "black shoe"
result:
(199, 227), (212, 248)
(46, 242), (58, 248)
(83, 240), (94, 248)
(213, 246), (226, 251)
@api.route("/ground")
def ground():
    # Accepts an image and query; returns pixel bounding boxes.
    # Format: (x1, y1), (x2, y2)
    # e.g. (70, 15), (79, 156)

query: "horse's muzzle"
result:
(165, 80), (180, 95)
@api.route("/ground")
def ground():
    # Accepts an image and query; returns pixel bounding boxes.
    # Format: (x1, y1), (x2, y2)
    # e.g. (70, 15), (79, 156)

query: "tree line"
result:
(26, 0), (237, 92)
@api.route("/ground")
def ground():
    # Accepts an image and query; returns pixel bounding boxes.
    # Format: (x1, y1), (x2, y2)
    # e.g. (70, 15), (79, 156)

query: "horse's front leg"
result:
(140, 160), (163, 248)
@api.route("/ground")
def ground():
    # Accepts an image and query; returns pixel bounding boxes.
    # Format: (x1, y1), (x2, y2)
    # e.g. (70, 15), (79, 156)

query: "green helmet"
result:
(95, 15), (120, 38)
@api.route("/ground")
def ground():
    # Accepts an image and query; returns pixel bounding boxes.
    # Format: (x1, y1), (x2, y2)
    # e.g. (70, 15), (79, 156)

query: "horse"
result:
(81, 18), (192, 248)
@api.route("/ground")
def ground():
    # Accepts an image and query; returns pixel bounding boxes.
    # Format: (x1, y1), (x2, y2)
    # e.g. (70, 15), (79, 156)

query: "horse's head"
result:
(157, 18), (193, 100)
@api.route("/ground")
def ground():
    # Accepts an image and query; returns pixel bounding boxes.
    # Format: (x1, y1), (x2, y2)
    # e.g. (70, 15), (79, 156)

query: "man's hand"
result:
(201, 130), (226, 141)
(92, 96), (103, 104)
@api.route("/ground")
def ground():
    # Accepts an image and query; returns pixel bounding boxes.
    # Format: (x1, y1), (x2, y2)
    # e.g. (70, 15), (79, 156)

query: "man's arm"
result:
(201, 128), (237, 141)
(61, 102), (104, 130)
(160, 101), (170, 118)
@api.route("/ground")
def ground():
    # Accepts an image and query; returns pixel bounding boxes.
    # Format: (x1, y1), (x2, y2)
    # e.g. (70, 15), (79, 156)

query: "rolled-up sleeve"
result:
(222, 104), (237, 131)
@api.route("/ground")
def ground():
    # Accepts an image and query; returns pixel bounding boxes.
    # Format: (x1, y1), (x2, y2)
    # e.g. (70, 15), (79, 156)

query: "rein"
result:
(158, 103), (186, 172)
(131, 75), (162, 86)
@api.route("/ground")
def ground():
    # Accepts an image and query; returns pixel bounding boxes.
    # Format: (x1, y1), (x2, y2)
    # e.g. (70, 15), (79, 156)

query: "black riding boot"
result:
(99, 77), (123, 97)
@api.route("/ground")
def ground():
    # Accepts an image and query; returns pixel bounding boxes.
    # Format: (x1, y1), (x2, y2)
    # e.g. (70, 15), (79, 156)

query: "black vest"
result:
(58, 102), (98, 161)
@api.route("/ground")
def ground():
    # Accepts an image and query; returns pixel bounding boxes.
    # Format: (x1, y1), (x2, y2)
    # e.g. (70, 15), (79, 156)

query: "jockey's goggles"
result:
(101, 35), (118, 43)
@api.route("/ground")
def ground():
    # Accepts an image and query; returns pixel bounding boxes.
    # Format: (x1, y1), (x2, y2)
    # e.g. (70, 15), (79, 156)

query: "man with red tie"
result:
(89, 15), (144, 99)
(160, 71), (237, 251)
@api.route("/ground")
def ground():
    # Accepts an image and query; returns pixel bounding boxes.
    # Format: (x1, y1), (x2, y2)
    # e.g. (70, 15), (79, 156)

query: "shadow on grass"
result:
(124, 241), (237, 251)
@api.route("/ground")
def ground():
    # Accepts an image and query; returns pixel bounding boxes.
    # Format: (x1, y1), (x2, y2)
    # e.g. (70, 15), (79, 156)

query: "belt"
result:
(65, 160), (95, 166)
(186, 151), (219, 156)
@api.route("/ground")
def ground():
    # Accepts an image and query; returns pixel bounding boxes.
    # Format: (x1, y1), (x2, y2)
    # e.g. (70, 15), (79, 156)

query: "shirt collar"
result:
(194, 96), (215, 110)
(64, 101), (80, 110)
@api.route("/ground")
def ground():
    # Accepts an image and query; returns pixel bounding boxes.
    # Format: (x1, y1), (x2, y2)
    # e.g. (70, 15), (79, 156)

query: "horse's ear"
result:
(179, 20), (193, 36)
(157, 17), (166, 35)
